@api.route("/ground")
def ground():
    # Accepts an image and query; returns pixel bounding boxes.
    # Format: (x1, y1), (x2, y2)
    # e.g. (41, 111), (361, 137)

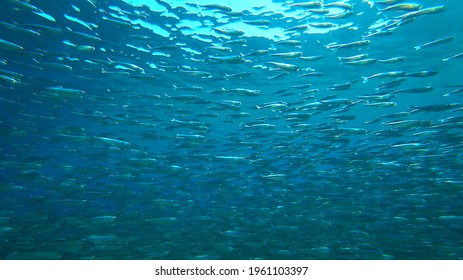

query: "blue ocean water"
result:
(0, 0), (462, 259)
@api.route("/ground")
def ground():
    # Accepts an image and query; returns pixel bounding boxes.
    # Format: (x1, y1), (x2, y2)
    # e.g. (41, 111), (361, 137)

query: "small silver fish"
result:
(414, 36), (454, 50)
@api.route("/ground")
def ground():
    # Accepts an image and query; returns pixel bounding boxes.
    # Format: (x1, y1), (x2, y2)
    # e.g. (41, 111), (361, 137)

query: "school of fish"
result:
(0, 0), (462, 259)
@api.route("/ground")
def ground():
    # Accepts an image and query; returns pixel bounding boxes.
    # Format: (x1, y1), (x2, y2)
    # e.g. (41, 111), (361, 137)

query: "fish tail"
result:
(362, 0), (374, 8)
(362, 77), (369, 83)
(414, 46), (421, 51)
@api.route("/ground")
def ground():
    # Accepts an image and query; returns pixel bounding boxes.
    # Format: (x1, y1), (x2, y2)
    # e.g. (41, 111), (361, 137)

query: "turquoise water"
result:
(0, 0), (462, 259)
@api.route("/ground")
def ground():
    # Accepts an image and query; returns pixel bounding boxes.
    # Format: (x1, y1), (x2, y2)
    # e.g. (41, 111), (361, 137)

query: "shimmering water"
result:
(1, 0), (462, 259)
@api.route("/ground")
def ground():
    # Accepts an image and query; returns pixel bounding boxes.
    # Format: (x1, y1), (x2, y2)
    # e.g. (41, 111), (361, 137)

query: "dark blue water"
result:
(1, 0), (462, 259)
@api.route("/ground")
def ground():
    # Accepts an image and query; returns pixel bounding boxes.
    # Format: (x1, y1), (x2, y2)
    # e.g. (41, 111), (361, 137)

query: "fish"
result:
(199, 4), (232, 12)
(393, 86), (433, 94)
(442, 52), (463, 62)
(268, 72), (288, 80)
(41, 86), (85, 98)
(93, 136), (131, 147)
(326, 40), (370, 50)
(284, 24), (308, 32)
(266, 62), (299, 71)
(326, 11), (354, 19)
(414, 36), (454, 50)
(179, 70), (212, 78)
(342, 59), (377, 66)
(299, 72), (324, 77)
(243, 20), (270, 26)
(0, 21), (41, 37)
(271, 52), (302, 58)
(243, 50), (269, 57)
(226, 88), (260, 96)
(206, 46), (232, 52)
(206, 55), (246, 64)
(362, 71), (406, 82)
(443, 88), (463, 97)
(324, 2), (353, 10)
(173, 85), (203, 91)
(326, 114), (356, 121)
(213, 28), (244, 36)
(310, 22), (337, 28)
(411, 104), (461, 112)
(363, 30), (393, 39)
(358, 93), (396, 101)
(0, 74), (22, 85)
(222, 39), (247, 45)
(327, 81), (355, 91)
(288, 2), (322, 8)
(405, 71), (438, 77)
(398, 5), (447, 20)
(379, 0), (405, 4)
(376, 77), (407, 90)
(224, 72), (251, 79)
(274, 39), (302, 46)
(338, 54), (368, 61)
(0, 38), (24, 51)
(291, 83), (312, 89)
(299, 55), (323, 61)
(256, 101), (287, 110)
(364, 101), (397, 107)
(175, 134), (206, 142)
(209, 100), (241, 110)
(380, 3), (422, 13)
(242, 123), (276, 130)
(382, 119), (432, 128)
(377, 56), (405, 63)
